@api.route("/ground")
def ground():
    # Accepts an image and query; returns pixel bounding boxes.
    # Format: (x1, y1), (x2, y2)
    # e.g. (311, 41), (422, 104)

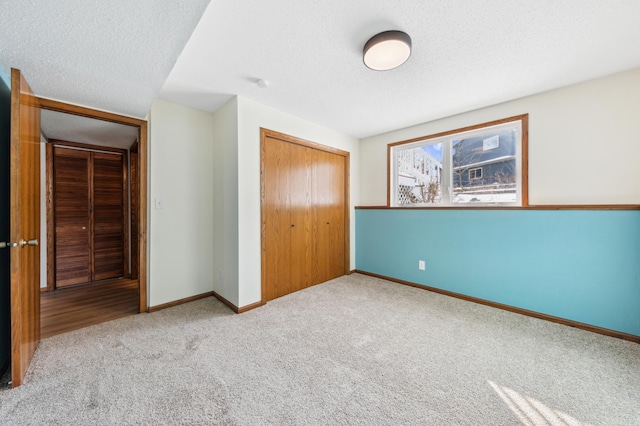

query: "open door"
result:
(9, 69), (41, 387)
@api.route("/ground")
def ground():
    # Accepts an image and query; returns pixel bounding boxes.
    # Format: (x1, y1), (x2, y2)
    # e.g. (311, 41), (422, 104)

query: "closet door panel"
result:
(328, 154), (346, 279)
(263, 137), (292, 301)
(312, 150), (334, 286)
(289, 143), (313, 291)
(130, 147), (139, 279)
(92, 153), (124, 281)
(54, 148), (91, 287)
(311, 149), (346, 285)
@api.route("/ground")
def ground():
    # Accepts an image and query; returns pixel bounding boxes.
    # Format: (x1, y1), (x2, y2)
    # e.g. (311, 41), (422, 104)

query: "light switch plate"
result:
(155, 198), (164, 209)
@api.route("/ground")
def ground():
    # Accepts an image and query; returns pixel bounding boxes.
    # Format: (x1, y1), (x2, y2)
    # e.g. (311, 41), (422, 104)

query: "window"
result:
(469, 167), (482, 180)
(388, 114), (528, 207)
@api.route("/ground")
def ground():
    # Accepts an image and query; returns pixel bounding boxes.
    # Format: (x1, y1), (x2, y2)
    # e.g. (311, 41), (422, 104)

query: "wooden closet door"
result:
(289, 143), (313, 292)
(54, 148), (91, 287)
(312, 150), (345, 285)
(327, 153), (346, 279)
(130, 146), (139, 279)
(263, 136), (292, 301)
(92, 152), (124, 281)
(262, 130), (348, 302)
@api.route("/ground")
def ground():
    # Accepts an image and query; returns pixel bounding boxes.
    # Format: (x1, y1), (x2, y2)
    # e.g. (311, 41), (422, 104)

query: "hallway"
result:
(41, 279), (138, 339)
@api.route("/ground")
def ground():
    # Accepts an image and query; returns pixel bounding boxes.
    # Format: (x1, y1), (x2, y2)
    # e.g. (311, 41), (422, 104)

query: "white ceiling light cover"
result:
(363, 30), (412, 71)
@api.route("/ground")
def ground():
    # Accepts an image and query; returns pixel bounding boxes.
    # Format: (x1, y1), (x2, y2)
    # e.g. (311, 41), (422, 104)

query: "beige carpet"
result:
(0, 273), (639, 425)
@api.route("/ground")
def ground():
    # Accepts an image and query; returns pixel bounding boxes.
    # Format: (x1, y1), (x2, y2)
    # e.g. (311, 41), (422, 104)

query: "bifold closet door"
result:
(263, 136), (292, 301)
(263, 134), (346, 302)
(54, 148), (91, 287)
(92, 152), (125, 281)
(53, 147), (125, 286)
(289, 142), (313, 292)
(313, 151), (345, 284)
(264, 138), (315, 300)
(312, 150), (345, 285)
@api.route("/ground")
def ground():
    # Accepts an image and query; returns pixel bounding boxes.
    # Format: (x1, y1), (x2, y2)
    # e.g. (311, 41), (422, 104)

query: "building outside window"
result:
(388, 115), (528, 207)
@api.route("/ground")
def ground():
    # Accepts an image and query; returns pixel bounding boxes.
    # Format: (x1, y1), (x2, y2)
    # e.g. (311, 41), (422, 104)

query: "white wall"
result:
(360, 68), (640, 205)
(236, 97), (360, 307)
(148, 99), (215, 307)
(212, 98), (239, 305)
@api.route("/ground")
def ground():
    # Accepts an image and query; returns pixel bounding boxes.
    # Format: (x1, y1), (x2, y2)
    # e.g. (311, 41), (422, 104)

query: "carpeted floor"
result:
(0, 273), (638, 425)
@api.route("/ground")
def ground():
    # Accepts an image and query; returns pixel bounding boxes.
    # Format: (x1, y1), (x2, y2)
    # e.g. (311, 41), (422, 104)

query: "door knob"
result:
(20, 238), (38, 248)
(0, 241), (18, 249)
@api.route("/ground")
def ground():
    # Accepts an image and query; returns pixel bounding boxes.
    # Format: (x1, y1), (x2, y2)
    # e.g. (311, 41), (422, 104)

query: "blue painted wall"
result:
(356, 209), (640, 336)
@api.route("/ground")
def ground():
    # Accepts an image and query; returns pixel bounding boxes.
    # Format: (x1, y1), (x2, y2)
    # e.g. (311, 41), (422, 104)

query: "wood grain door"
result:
(130, 144), (139, 280)
(312, 150), (346, 284)
(10, 69), (41, 387)
(311, 150), (332, 285)
(53, 148), (125, 286)
(327, 153), (346, 280)
(92, 152), (124, 281)
(263, 136), (292, 301)
(289, 142), (313, 292)
(262, 130), (348, 302)
(53, 148), (91, 287)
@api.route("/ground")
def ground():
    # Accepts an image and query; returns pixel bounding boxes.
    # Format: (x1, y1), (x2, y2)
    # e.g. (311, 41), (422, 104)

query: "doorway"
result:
(6, 69), (149, 387)
(37, 102), (148, 338)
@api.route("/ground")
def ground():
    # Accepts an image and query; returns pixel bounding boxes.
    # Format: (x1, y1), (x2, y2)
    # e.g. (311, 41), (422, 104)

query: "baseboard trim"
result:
(354, 270), (640, 344)
(238, 300), (264, 313)
(211, 291), (264, 314)
(148, 291), (214, 313)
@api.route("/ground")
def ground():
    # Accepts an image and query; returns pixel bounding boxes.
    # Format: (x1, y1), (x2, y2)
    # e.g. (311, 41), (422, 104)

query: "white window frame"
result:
(469, 167), (483, 180)
(388, 115), (528, 207)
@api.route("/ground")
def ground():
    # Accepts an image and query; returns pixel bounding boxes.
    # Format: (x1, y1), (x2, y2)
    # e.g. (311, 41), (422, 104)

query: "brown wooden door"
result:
(262, 131), (348, 302)
(53, 148), (91, 287)
(53, 148), (125, 286)
(92, 152), (124, 281)
(289, 142), (313, 292)
(327, 153), (346, 279)
(311, 150), (346, 285)
(130, 144), (139, 280)
(10, 69), (41, 387)
(263, 136), (292, 301)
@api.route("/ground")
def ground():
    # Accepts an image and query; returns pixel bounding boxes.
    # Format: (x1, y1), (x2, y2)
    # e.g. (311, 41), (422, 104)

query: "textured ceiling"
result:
(41, 109), (139, 150)
(160, 0), (640, 138)
(0, 0), (210, 118)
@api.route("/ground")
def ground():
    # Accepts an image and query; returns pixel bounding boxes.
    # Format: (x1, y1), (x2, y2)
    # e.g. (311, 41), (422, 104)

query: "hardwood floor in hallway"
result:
(41, 279), (139, 339)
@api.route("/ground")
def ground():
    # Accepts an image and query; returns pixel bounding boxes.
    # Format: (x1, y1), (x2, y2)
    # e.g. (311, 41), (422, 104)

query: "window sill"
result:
(356, 205), (640, 211)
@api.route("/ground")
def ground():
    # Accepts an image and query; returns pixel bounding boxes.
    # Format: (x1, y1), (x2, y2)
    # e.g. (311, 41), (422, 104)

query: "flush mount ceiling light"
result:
(363, 30), (412, 71)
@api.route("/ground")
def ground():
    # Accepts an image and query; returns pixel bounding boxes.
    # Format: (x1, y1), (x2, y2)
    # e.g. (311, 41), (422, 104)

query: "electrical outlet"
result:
(418, 260), (426, 270)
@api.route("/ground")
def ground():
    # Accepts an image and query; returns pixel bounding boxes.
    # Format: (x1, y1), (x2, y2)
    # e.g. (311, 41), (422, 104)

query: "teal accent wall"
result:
(356, 209), (640, 336)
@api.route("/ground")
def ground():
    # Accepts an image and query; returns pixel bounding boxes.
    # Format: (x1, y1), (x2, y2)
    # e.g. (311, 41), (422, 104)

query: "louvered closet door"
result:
(54, 148), (91, 287)
(92, 152), (125, 281)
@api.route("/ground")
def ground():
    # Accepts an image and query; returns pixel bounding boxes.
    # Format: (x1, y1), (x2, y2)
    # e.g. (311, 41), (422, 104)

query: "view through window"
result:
(389, 115), (528, 207)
